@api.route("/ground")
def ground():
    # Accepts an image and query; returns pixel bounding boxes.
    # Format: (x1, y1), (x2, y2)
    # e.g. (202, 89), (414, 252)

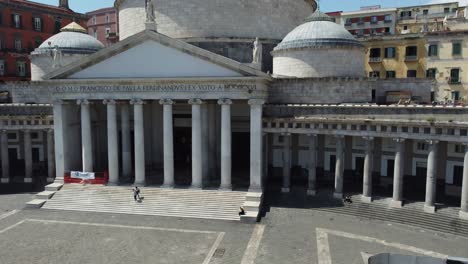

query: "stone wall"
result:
(273, 48), (366, 78)
(31, 54), (87, 81)
(118, 0), (314, 40)
(269, 78), (433, 104)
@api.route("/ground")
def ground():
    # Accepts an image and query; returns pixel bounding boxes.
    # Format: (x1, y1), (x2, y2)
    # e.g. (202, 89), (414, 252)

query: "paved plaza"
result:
(0, 195), (467, 264)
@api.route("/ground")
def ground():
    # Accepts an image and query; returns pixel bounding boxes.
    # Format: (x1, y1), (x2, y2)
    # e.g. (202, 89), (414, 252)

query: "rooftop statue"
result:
(253, 37), (262, 65)
(146, 0), (155, 22)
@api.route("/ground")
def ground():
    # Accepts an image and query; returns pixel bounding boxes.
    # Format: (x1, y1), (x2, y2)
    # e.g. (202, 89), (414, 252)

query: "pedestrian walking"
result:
(133, 186), (141, 202)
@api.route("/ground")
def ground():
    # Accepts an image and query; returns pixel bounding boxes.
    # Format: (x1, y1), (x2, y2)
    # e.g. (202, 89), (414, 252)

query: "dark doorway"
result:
(174, 127), (191, 185)
(329, 155), (336, 173)
(386, 160), (394, 178)
(8, 148), (23, 177)
(232, 132), (250, 187)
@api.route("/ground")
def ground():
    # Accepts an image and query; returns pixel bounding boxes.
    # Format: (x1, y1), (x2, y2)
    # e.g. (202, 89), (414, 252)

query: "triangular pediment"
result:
(44, 30), (269, 80)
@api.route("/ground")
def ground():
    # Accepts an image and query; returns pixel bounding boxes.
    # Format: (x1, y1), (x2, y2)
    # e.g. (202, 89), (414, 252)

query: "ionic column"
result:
(78, 99), (93, 172)
(334, 136), (345, 199)
(460, 144), (468, 220)
(1, 130), (9, 183)
(308, 134), (317, 196)
(249, 99), (265, 191)
(281, 133), (291, 193)
(424, 140), (439, 213)
(391, 138), (406, 208)
(362, 137), (374, 203)
(160, 99), (174, 188)
(105, 100), (119, 185)
(53, 100), (65, 183)
(24, 130), (32, 183)
(120, 103), (132, 179)
(46, 129), (55, 183)
(131, 99), (145, 185)
(190, 99), (203, 189)
(219, 99), (232, 190)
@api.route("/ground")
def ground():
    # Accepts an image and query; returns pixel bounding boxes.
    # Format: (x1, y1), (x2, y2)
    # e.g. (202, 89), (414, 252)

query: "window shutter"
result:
(10, 14), (14, 27)
(19, 15), (22, 28)
(32, 17), (35, 30)
(40, 18), (43, 32)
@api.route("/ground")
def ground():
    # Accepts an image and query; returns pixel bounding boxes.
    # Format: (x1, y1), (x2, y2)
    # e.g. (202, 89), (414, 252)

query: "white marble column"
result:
(460, 144), (468, 220)
(282, 133), (291, 193)
(190, 99), (203, 189)
(105, 100), (119, 185)
(249, 99), (265, 191)
(120, 103), (132, 179)
(24, 130), (32, 183)
(362, 137), (374, 203)
(424, 140), (439, 213)
(53, 100), (65, 183)
(219, 99), (232, 190)
(160, 99), (174, 188)
(78, 99), (93, 172)
(131, 99), (145, 185)
(307, 134), (317, 196)
(1, 130), (9, 183)
(334, 136), (345, 199)
(391, 138), (406, 208)
(46, 129), (55, 183)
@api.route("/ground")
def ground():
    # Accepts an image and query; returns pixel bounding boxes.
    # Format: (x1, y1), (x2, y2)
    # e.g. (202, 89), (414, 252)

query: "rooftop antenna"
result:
(317, 0), (320, 11)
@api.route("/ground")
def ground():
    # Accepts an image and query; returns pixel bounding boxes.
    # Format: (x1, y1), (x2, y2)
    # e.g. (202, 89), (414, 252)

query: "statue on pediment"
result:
(146, 0), (155, 22)
(252, 37), (262, 65)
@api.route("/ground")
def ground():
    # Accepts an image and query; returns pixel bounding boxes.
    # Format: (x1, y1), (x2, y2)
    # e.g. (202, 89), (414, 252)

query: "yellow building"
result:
(426, 30), (468, 103)
(360, 34), (426, 79)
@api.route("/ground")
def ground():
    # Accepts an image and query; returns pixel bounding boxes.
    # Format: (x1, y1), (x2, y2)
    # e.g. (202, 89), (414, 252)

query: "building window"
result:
(384, 14), (392, 22)
(417, 142), (429, 151)
(357, 29), (364, 36)
(93, 15), (97, 24)
(407, 70), (417, 78)
(455, 144), (465, 154)
(0, 60), (5, 76)
(54, 20), (61, 34)
(357, 17), (364, 25)
(386, 71), (396, 78)
(426, 68), (437, 79)
(14, 38), (21, 51)
(400, 11), (412, 18)
(369, 71), (380, 78)
(384, 47), (396, 58)
(33, 17), (42, 32)
(93, 28), (97, 39)
(16, 61), (26, 77)
(428, 44), (438, 57)
(106, 14), (110, 23)
(105, 27), (111, 35)
(449, 68), (461, 84)
(423, 9), (429, 15)
(345, 18), (352, 26)
(384, 27), (391, 33)
(452, 42), (462, 56)
(11, 14), (21, 28)
(452, 91), (460, 102)
(369, 48), (381, 62)
(444, 7), (450, 14)
(405, 46), (418, 60)
(371, 16), (378, 24)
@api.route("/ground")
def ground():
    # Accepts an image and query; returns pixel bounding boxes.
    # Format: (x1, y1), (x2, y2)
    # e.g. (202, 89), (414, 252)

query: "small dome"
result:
(34, 22), (104, 54)
(273, 11), (363, 52)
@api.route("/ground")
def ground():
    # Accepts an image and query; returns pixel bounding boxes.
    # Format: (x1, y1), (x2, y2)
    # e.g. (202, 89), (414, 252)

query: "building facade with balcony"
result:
(0, 0), (87, 82)
(340, 7), (397, 37)
(86, 7), (118, 47)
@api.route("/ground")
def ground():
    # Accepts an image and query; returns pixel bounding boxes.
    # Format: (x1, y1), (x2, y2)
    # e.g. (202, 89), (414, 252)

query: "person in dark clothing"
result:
(133, 186), (141, 201)
(238, 207), (245, 216)
(343, 196), (353, 204)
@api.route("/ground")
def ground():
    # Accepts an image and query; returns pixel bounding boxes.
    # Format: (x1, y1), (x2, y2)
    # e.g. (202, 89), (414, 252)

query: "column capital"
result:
(281, 132), (291, 136)
(159, 98), (174, 105)
(392, 138), (406, 143)
(188, 98), (203, 105)
(425, 139), (439, 145)
(218, 98), (232, 105)
(103, 99), (117, 105)
(307, 133), (318, 137)
(130, 99), (144, 105)
(77, 99), (90, 105)
(45, 129), (54, 134)
(248, 99), (265, 106)
(53, 99), (64, 105)
(362, 136), (375, 141)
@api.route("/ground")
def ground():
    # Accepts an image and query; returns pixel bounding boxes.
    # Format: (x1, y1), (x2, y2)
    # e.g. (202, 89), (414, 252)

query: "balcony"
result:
(384, 19), (393, 23)
(448, 77), (462, 84)
(369, 57), (382, 63)
(405, 55), (418, 61)
(345, 22), (352, 26)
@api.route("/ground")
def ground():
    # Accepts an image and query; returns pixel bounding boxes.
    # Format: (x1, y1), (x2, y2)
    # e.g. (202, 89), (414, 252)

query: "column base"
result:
(133, 181), (145, 187)
(160, 184), (174, 189)
(281, 187), (290, 193)
(24, 178), (33, 183)
(307, 189), (316, 196)
(219, 185), (232, 191)
(333, 192), (343, 199)
(107, 182), (119, 186)
(390, 200), (403, 208)
(190, 185), (203, 190)
(361, 196), (373, 203)
(1, 178), (9, 184)
(46, 177), (55, 183)
(248, 186), (262, 193)
(424, 205), (436, 214)
(460, 211), (468, 220)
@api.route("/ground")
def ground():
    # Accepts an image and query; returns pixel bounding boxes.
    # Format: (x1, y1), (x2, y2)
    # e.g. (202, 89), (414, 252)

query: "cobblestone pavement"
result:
(0, 194), (468, 264)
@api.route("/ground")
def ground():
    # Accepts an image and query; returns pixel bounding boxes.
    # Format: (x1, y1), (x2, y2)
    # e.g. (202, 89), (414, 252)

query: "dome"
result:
(34, 22), (104, 54)
(273, 11), (363, 52)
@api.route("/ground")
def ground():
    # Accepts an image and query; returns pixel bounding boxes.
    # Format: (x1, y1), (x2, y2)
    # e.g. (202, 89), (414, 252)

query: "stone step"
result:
(36, 191), (56, 200)
(240, 212), (258, 224)
(45, 183), (64, 192)
(26, 199), (47, 209)
(243, 201), (261, 211)
(246, 192), (263, 202)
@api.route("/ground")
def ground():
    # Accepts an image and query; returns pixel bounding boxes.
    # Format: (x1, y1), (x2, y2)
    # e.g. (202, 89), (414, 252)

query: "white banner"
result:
(70, 171), (95, 180)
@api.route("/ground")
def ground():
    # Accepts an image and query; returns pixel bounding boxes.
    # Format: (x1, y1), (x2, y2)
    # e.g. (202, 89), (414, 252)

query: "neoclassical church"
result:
(0, 0), (468, 221)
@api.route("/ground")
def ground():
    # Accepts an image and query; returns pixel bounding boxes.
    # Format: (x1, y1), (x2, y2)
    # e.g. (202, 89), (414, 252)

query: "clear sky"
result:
(30, 0), (453, 13)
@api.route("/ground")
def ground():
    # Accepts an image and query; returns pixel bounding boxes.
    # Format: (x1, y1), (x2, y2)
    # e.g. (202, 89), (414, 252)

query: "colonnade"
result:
(0, 129), (55, 183)
(277, 133), (468, 219)
(57, 98), (264, 191)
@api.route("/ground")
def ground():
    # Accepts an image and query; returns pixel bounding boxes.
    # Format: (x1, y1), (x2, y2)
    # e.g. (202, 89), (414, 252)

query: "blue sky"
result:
(31, 0), (450, 13)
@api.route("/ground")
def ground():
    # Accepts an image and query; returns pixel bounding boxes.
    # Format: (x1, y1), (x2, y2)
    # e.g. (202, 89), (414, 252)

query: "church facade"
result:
(0, 0), (468, 221)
